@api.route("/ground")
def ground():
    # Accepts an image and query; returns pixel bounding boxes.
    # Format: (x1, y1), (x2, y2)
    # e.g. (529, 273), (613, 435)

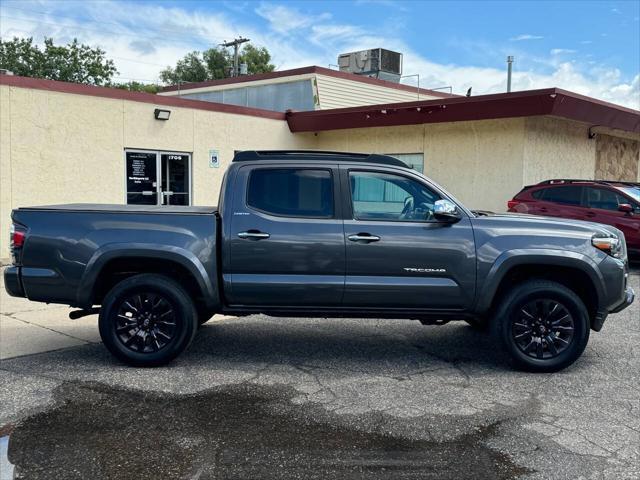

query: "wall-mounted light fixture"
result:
(154, 108), (171, 121)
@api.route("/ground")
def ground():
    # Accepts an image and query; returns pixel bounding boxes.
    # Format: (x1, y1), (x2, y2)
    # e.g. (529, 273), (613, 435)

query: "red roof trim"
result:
(160, 65), (458, 98)
(0, 75), (286, 120)
(286, 88), (640, 134)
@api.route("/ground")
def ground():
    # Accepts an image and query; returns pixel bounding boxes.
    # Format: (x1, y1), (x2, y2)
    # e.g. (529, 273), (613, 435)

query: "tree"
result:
(0, 37), (117, 85)
(160, 44), (276, 85)
(159, 51), (208, 85)
(111, 81), (159, 94)
(240, 44), (275, 75)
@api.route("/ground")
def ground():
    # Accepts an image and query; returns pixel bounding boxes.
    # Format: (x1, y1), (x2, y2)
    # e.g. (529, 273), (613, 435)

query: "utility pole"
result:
(506, 56), (514, 93)
(221, 37), (250, 77)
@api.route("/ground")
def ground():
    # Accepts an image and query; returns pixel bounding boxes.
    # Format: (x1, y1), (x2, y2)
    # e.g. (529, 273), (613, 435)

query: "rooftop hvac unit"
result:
(337, 48), (402, 82)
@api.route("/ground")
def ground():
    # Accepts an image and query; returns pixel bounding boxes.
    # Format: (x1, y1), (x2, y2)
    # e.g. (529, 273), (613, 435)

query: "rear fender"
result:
(77, 243), (220, 310)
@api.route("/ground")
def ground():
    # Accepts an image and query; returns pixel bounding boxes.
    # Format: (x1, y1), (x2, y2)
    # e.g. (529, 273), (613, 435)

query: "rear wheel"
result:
(492, 280), (590, 372)
(99, 274), (198, 367)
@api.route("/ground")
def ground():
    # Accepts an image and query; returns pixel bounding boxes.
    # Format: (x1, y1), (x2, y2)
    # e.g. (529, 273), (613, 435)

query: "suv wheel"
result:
(99, 274), (198, 367)
(493, 280), (590, 372)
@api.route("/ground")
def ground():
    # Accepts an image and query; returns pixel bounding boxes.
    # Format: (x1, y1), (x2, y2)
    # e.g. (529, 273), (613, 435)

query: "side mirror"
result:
(434, 199), (462, 223)
(618, 203), (634, 214)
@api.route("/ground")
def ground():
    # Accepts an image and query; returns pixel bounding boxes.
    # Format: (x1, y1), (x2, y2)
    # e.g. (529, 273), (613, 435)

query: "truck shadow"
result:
(190, 318), (514, 372)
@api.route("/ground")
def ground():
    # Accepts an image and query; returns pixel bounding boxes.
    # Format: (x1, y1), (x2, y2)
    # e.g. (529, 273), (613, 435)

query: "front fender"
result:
(474, 249), (605, 314)
(77, 243), (219, 310)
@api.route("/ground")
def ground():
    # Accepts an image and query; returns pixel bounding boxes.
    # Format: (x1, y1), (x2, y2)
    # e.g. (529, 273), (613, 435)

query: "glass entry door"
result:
(125, 150), (191, 206)
(161, 153), (190, 205)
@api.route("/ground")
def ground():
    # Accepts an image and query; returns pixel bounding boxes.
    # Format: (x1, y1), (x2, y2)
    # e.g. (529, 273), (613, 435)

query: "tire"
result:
(492, 280), (590, 373)
(99, 273), (198, 367)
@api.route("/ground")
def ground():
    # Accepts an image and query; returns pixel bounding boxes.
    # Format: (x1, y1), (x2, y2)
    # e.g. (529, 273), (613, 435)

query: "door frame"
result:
(123, 148), (193, 205)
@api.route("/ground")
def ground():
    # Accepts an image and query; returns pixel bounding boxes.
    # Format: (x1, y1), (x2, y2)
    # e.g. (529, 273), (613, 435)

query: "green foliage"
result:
(240, 44), (275, 75)
(110, 81), (160, 94)
(0, 37), (117, 85)
(160, 44), (276, 85)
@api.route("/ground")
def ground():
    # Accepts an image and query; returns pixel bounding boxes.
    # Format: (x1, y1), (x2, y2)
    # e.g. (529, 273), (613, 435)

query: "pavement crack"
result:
(3, 311), (98, 344)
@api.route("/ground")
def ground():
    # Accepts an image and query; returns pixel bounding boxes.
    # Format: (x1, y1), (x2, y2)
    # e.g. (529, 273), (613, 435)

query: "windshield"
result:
(619, 186), (640, 204)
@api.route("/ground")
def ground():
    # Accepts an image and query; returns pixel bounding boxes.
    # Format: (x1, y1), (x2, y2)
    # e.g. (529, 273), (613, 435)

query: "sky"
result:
(0, 0), (638, 109)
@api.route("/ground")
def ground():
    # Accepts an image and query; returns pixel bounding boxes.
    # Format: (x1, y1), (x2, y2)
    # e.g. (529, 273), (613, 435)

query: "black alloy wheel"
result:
(115, 293), (177, 353)
(493, 280), (590, 373)
(99, 274), (198, 367)
(512, 299), (575, 360)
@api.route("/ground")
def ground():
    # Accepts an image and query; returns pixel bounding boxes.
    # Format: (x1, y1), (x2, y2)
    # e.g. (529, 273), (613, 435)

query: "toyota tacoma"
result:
(4, 150), (634, 371)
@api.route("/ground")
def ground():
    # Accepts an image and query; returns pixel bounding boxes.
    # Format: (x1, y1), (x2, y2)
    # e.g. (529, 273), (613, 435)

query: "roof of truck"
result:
(232, 150), (410, 168)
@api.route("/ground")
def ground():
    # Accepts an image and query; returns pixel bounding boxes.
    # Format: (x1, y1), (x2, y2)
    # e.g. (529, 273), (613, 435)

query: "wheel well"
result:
(489, 264), (599, 321)
(91, 257), (204, 306)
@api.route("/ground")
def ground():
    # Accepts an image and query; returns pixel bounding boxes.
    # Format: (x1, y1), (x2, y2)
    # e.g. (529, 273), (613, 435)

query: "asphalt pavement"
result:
(0, 267), (638, 479)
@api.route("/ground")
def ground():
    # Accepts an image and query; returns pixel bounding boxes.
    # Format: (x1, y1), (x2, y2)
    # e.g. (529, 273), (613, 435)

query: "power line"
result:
(220, 37), (250, 77)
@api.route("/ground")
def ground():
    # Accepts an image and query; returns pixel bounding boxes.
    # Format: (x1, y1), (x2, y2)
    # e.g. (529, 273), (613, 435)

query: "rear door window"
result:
(247, 168), (334, 218)
(585, 187), (628, 211)
(541, 186), (583, 206)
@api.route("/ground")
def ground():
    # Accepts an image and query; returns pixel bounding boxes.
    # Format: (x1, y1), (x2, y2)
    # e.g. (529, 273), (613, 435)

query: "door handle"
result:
(539, 207), (548, 212)
(586, 211), (596, 218)
(348, 233), (381, 243)
(238, 231), (270, 240)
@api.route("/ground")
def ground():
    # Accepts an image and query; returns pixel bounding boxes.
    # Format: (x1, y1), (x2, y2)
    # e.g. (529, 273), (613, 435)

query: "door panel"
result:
(125, 151), (158, 205)
(161, 153), (190, 205)
(538, 185), (585, 220)
(227, 166), (345, 306)
(342, 168), (476, 310)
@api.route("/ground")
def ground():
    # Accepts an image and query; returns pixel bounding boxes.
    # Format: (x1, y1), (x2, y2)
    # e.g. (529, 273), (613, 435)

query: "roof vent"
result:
(337, 48), (402, 83)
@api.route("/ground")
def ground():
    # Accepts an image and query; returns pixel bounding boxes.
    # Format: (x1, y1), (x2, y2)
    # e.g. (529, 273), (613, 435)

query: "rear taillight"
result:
(10, 223), (26, 264)
(507, 199), (520, 210)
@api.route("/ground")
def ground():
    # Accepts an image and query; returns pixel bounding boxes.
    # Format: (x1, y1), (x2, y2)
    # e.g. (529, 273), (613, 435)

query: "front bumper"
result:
(610, 286), (635, 314)
(4, 266), (25, 298)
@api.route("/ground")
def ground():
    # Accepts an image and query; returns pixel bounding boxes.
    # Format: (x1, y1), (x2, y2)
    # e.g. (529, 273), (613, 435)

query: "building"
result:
(158, 66), (455, 111)
(1, 70), (639, 260)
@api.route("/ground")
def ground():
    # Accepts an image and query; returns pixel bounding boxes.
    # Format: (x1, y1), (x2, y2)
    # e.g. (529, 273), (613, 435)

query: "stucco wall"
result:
(594, 134), (640, 181)
(315, 118), (527, 212)
(0, 84), (314, 259)
(522, 117), (596, 186)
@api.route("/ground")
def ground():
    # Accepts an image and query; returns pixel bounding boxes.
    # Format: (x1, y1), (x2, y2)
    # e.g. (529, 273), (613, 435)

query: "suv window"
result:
(349, 171), (440, 221)
(541, 186), (583, 206)
(585, 187), (629, 211)
(247, 168), (334, 218)
(531, 189), (544, 199)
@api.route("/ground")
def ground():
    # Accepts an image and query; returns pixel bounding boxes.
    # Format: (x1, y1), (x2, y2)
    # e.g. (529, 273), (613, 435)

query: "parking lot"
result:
(1, 267), (638, 479)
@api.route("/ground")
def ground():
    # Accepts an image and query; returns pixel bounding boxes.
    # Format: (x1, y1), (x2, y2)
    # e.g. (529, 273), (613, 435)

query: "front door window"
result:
(125, 150), (191, 206)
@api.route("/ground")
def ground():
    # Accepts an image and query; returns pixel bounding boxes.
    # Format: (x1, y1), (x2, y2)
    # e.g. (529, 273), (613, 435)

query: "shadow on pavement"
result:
(189, 319), (513, 371)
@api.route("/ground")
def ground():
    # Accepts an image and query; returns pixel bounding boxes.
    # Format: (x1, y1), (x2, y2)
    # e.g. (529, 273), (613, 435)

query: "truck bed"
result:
(17, 203), (218, 215)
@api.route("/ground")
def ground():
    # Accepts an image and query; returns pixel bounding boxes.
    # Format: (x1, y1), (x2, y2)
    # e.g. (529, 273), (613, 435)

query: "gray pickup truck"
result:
(5, 151), (634, 371)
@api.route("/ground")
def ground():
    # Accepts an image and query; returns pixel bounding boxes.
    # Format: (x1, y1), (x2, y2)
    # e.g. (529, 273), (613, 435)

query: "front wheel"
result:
(493, 280), (590, 372)
(99, 274), (198, 367)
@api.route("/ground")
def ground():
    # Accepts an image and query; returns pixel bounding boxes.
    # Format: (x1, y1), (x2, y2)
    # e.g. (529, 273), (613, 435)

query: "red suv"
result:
(508, 179), (640, 258)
